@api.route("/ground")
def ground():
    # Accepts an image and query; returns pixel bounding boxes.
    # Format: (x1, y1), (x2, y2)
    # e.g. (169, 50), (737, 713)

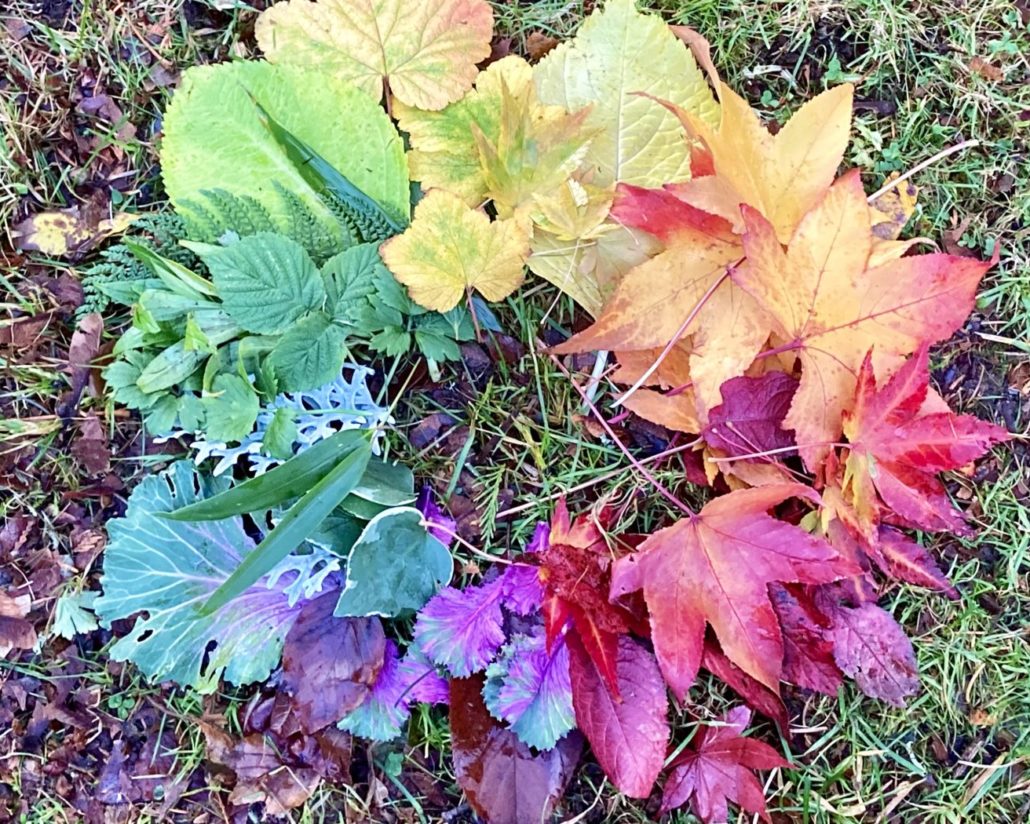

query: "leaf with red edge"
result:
(611, 182), (736, 243)
(610, 484), (859, 698)
(704, 372), (799, 460)
(450, 675), (581, 824)
(282, 592), (385, 734)
(826, 600), (918, 707)
(769, 584), (843, 696)
(867, 526), (958, 598)
(842, 344), (1009, 535)
(661, 706), (789, 823)
(701, 641), (790, 734)
(567, 632), (669, 798)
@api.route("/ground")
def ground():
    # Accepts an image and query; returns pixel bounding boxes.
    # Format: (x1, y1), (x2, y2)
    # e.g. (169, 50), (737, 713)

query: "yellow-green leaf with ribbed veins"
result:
(533, 0), (719, 189)
(380, 190), (530, 312)
(397, 56), (594, 218)
(256, 0), (494, 111)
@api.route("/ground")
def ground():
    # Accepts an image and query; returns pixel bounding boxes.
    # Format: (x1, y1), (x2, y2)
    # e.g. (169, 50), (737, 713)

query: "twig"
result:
(866, 139), (980, 203)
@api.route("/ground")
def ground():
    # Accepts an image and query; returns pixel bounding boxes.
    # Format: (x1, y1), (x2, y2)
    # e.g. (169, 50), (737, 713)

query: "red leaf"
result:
(827, 601), (918, 707)
(703, 372), (799, 460)
(661, 706), (788, 823)
(868, 526), (958, 598)
(282, 592), (386, 733)
(567, 633), (669, 798)
(611, 183), (735, 243)
(701, 641), (790, 734)
(842, 345), (1008, 534)
(567, 602), (622, 697)
(769, 584), (843, 696)
(610, 485), (860, 697)
(450, 675), (581, 824)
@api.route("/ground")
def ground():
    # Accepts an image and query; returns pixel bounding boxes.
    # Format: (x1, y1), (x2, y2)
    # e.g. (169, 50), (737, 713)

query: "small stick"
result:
(866, 139), (980, 203)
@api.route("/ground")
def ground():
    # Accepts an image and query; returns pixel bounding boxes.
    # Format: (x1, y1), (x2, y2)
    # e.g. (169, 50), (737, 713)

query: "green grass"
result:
(3, 0), (1028, 822)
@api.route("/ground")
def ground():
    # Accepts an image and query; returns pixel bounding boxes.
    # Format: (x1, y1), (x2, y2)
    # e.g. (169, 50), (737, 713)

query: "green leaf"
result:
(263, 407), (298, 460)
(322, 243), (383, 321)
(268, 311), (348, 392)
(51, 591), (98, 640)
(369, 327), (412, 357)
(125, 239), (217, 299)
(136, 315), (241, 393)
(351, 460), (416, 507)
(163, 428), (370, 520)
(199, 233), (324, 334)
(334, 508), (452, 618)
(414, 330), (461, 362)
(144, 394), (182, 434)
(204, 443), (372, 613)
(202, 374), (260, 442)
(161, 61), (409, 239)
(183, 313), (216, 353)
(94, 462), (313, 692)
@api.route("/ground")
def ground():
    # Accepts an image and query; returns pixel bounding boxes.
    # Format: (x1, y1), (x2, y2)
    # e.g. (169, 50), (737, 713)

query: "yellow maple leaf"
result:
(380, 190), (530, 312)
(256, 0), (493, 111)
(396, 56), (594, 218)
(667, 82), (854, 242)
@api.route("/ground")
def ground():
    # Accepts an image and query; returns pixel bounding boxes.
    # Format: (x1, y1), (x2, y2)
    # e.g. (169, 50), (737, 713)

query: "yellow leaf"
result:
(668, 82), (854, 242)
(256, 0), (493, 111)
(396, 56), (593, 217)
(869, 172), (918, 240)
(12, 208), (137, 258)
(380, 190), (530, 312)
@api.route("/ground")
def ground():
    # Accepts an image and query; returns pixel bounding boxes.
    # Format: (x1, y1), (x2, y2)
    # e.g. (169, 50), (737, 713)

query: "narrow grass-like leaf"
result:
(161, 429), (370, 521)
(126, 239), (217, 299)
(203, 443), (372, 613)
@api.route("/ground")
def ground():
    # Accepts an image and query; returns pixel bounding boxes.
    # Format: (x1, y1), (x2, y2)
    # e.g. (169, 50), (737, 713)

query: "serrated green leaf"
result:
(369, 328), (412, 357)
(144, 394), (182, 434)
(202, 374), (259, 442)
(263, 407), (298, 460)
(414, 331), (461, 362)
(51, 591), (99, 640)
(322, 243), (382, 322)
(268, 311), (348, 392)
(204, 442), (372, 613)
(199, 233), (324, 334)
(334, 507), (452, 618)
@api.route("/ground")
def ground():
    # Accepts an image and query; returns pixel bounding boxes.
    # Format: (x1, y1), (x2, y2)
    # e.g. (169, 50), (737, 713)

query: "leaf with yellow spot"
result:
(380, 190), (530, 312)
(13, 208), (136, 259)
(255, 0), (493, 111)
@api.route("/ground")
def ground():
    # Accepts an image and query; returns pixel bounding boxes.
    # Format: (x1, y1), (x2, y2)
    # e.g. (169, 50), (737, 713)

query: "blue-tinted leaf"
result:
(483, 629), (575, 751)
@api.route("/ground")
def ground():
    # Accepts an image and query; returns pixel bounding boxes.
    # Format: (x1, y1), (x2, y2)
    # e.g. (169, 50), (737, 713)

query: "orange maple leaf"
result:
(736, 171), (996, 468)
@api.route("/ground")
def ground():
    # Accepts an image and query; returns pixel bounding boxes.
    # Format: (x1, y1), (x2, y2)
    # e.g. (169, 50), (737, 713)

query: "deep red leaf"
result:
(700, 641), (790, 734)
(567, 633), (669, 798)
(769, 584), (843, 696)
(450, 675), (582, 824)
(703, 372), (799, 459)
(282, 591), (386, 733)
(826, 600), (918, 707)
(611, 183), (735, 243)
(661, 706), (789, 823)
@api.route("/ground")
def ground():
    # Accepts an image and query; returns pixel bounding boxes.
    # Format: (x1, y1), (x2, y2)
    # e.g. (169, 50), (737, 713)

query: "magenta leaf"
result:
(567, 633), (669, 798)
(483, 628), (575, 751)
(828, 601), (918, 707)
(414, 578), (506, 676)
(416, 485), (457, 548)
(770, 584), (843, 697)
(704, 372), (799, 459)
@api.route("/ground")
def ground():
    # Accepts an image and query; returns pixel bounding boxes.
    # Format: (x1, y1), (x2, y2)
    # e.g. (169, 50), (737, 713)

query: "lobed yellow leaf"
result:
(256, 0), (493, 111)
(380, 190), (530, 312)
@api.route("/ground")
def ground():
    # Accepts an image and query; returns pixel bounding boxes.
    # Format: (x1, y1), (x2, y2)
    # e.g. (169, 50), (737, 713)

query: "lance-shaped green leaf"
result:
(94, 462), (318, 692)
(126, 240), (217, 299)
(162, 429), (370, 521)
(136, 316), (241, 393)
(335, 508), (453, 618)
(204, 442), (372, 613)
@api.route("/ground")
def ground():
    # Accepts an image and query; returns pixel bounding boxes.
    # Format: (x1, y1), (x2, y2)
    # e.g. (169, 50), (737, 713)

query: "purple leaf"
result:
(414, 578), (506, 676)
(498, 523), (548, 614)
(398, 645), (450, 705)
(526, 522), (550, 555)
(483, 629), (575, 751)
(417, 485), (457, 548)
(828, 601), (918, 707)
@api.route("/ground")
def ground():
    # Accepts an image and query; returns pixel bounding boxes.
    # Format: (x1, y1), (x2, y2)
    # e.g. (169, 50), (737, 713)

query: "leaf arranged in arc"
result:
(450, 674), (582, 824)
(203, 442), (373, 613)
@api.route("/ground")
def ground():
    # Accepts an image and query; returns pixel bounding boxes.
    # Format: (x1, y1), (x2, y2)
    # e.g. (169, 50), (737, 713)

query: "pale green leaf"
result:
(202, 374), (260, 442)
(268, 312), (348, 392)
(263, 407), (298, 460)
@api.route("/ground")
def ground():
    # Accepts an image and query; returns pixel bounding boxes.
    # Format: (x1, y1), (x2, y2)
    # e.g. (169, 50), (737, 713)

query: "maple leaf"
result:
(255, 0), (494, 111)
(700, 642), (790, 734)
(841, 344), (1008, 534)
(567, 632), (670, 798)
(396, 56), (593, 218)
(736, 171), (997, 468)
(610, 484), (859, 697)
(660, 706), (789, 823)
(380, 190), (529, 312)
(662, 81), (854, 242)
(769, 584), (842, 696)
(703, 372), (798, 460)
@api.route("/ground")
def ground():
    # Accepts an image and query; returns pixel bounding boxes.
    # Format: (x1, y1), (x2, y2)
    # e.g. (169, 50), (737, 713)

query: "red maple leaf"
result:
(610, 485), (860, 697)
(661, 706), (788, 823)
(842, 344), (1009, 534)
